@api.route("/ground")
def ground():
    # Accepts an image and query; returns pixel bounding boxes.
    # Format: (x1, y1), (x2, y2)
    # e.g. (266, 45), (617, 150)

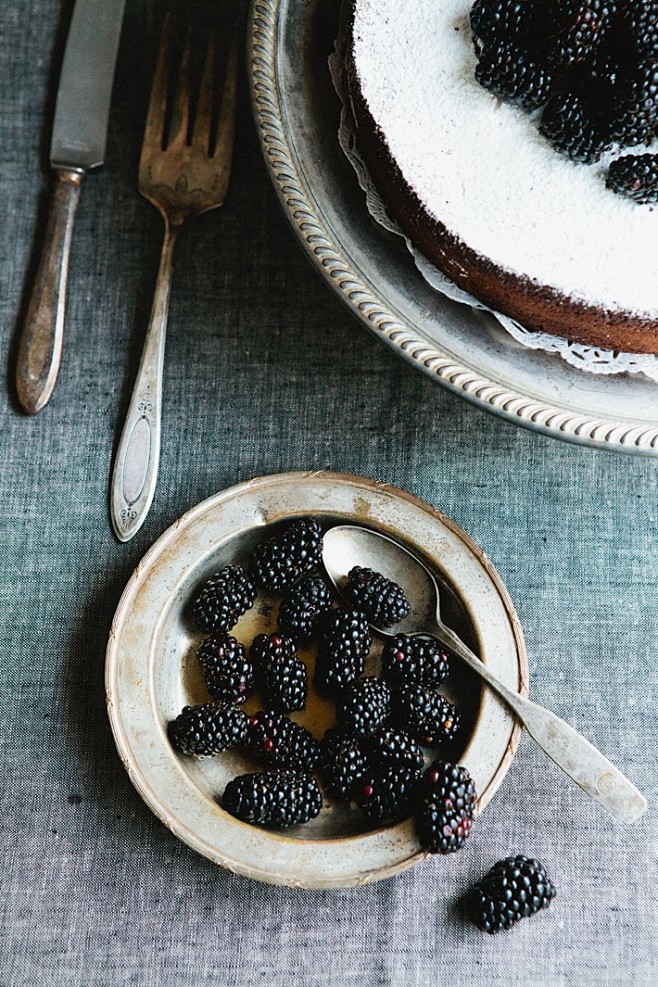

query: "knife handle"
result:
(16, 169), (84, 415)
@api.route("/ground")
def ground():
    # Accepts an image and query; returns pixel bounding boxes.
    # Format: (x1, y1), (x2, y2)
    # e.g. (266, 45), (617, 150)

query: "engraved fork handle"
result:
(110, 222), (178, 542)
(16, 170), (84, 415)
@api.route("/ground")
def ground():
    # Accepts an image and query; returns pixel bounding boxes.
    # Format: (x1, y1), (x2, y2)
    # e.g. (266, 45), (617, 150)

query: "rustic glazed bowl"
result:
(106, 471), (527, 887)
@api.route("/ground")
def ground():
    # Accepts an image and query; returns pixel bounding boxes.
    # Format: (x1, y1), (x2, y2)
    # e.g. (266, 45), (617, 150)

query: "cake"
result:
(343, 0), (658, 353)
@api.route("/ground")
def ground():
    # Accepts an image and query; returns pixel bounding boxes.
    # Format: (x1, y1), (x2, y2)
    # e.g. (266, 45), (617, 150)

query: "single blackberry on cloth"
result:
(319, 728), (369, 802)
(539, 91), (610, 162)
(336, 676), (391, 736)
(315, 608), (371, 695)
(278, 574), (334, 640)
(475, 40), (553, 109)
(381, 634), (451, 690)
(250, 632), (307, 712)
(366, 727), (425, 774)
(607, 152), (658, 203)
(168, 702), (249, 757)
(191, 564), (256, 634)
(196, 633), (254, 704)
(341, 566), (411, 628)
(469, 856), (556, 933)
(243, 710), (321, 771)
(222, 769), (322, 828)
(393, 684), (461, 747)
(355, 764), (422, 823)
(249, 517), (323, 592)
(415, 761), (477, 854)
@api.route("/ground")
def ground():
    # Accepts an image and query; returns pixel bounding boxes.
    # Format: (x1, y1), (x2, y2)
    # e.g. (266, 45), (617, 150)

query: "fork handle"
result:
(16, 170), (84, 415)
(423, 620), (647, 825)
(110, 223), (178, 542)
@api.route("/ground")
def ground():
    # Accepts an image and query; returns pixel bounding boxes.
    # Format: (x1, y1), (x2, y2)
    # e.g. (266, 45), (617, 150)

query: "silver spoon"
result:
(322, 524), (647, 825)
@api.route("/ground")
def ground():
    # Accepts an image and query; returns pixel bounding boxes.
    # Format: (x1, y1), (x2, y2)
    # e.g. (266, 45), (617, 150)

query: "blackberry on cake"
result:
(168, 702), (249, 757)
(319, 728), (370, 802)
(222, 769), (322, 828)
(278, 574), (334, 640)
(381, 634), (451, 690)
(469, 856), (557, 933)
(548, 0), (613, 70)
(539, 91), (610, 163)
(342, 566), (411, 628)
(393, 684), (461, 747)
(414, 761), (477, 853)
(475, 40), (553, 108)
(250, 632), (307, 712)
(249, 517), (323, 592)
(355, 764), (422, 823)
(469, 0), (533, 48)
(243, 710), (321, 771)
(607, 153), (658, 203)
(191, 564), (256, 634)
(336, 676), (391, 736)
(196, 633), (254, 704)
(315, 608), (371, 695)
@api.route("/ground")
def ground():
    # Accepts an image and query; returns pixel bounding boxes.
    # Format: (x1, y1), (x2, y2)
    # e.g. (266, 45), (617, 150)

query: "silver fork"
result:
(110, 7), (238, 542)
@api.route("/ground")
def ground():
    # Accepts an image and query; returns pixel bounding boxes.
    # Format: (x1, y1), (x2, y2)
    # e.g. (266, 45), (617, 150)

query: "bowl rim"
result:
(105, 470), (528, 887)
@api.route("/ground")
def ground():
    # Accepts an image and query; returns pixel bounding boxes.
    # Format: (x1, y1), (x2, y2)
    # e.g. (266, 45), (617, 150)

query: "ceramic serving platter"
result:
(105, 471), (527, 888)
(249, 0), (658, 455)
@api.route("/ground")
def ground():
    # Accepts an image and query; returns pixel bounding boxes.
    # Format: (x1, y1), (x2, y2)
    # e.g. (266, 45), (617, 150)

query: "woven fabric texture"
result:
(1, 2), (656, 985)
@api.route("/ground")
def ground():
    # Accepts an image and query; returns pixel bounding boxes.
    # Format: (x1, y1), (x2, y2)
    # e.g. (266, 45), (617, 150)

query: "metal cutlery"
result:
(110, 5), (238, 542)
(16, 0), (126, 415)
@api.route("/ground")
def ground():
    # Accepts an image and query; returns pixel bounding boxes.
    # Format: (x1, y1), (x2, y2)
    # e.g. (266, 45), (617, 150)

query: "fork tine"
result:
(141, 13), (174, 153)
(166, 23), (193, 148)
(211, 21), (238, 161)
(191, 24), (216, 154)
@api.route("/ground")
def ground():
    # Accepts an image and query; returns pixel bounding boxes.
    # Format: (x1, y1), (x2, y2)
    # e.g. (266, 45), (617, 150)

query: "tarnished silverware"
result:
(110, 7), (238, 542)
(16, 0), (126, 415)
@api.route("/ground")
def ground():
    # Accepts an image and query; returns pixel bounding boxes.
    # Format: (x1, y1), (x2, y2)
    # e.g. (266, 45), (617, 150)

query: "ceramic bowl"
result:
(105, 471), (527, 887)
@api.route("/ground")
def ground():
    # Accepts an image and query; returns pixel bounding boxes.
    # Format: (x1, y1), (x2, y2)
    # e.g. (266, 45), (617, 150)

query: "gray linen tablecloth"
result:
(1, 2), (656, 984)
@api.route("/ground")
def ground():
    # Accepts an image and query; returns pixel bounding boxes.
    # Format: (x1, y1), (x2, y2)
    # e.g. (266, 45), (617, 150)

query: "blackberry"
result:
(620, 2), (658, 60)
(249, 518), (323, 592)
(168, 702), (249, 757)
(476, 41), (553, 109)
(319, 728), (369, 802)
(191, 564), (256, 634)
(606, 59), (658, 148)
(367, 728), (425, 774)
(469, 856), (556, 933)
(470, 0), (531, 48)
(278, 574), (334, 640)
(549, 1), (613, 69)
(315, 608), (371, 695)
(539, 92), (610, 162)
(393, 684), (461, 747)
(414, 761), (477, 854)
(607, 153), (658, 203)
(381, 634), (451, 690)
(243, 710), (321, 771)
(355, 765), (421, 823)
(337, 676), (391, 736)
(196, 633), (254, 704)
(250, 632), (307, 712)
(342, 566), (411, 628)
(222, 769), (322, 828)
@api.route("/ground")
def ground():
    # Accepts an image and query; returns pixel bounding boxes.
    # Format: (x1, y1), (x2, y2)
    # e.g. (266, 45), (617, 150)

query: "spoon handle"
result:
(425, 621), (647, 825)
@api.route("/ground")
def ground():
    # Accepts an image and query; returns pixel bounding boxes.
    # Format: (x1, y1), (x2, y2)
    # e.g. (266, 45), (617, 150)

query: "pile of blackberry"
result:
(470, 0), (658, 202)
(165, 515), (557, 932)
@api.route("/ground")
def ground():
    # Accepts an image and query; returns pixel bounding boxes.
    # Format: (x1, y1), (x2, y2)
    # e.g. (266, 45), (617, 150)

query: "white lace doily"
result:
(329, 51), (658, 382)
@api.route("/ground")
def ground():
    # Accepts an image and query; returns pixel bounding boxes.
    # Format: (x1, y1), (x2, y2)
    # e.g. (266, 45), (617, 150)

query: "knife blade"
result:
(16, 0), (126, 415)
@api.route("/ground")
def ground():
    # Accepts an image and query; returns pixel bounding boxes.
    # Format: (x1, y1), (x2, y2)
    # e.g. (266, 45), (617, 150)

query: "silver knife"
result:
(16, 0), (126, 415)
